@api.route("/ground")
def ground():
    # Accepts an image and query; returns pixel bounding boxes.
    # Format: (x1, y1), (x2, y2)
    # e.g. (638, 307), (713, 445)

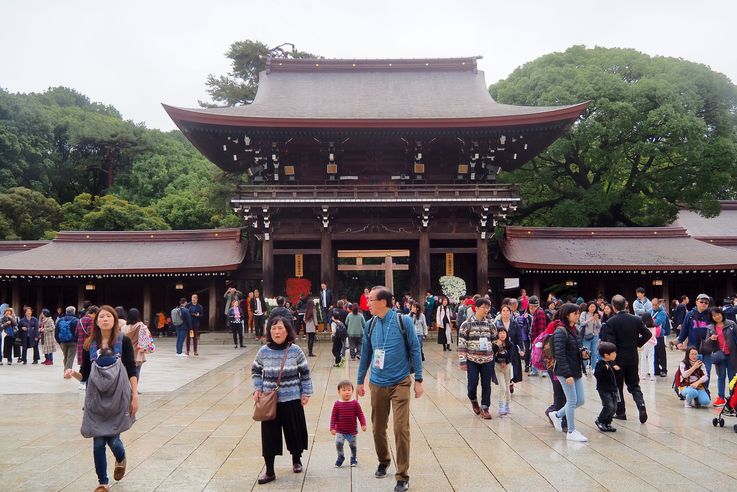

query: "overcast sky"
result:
(2, 0), (735, 131)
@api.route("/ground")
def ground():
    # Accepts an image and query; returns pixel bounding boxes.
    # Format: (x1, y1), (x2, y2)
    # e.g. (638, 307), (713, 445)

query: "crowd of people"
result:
(5, 283), (737, 492)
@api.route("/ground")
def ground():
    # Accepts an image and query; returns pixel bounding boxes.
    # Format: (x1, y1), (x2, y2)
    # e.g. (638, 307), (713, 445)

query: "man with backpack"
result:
(55, 306), (79, 372)
(356, 286), (423, 492)
(172, 298), (192, 357)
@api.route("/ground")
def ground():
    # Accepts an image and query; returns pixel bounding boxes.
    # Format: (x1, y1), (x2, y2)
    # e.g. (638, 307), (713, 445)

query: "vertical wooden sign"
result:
(295, 254), (304, 278)
(445, 253), (454, 276)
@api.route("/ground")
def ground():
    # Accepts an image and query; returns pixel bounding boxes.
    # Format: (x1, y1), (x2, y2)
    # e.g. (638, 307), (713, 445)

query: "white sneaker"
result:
(548, 410), (563, 432)
(176, 353), (186, 357)
(541, 372), (548, 378)
(79, 382), (86, 390)
(567, 429), (588, 442)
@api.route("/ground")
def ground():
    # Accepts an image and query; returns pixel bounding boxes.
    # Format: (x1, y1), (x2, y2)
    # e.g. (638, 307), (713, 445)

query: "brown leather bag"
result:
(252, 345), (290, 422)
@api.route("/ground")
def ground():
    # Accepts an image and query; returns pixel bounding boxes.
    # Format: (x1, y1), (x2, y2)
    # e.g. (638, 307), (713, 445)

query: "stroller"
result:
(712, 374), (737, 432)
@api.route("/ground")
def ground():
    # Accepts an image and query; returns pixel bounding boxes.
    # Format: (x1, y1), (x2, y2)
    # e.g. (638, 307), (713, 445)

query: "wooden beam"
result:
(338, 264), (410, 271)
(209, 277), (217, 331)
(12, 280), (20, 312)
(321, 231), (334, 289)
(337, 249), (410, 258)
(143, 280), (152, 329)
(429, 247), (477, 254)
(262, 239), (274, 297)
(273, 249), (321, 255)
(419, 230), (430, 298)
(477, 237), (489, 295)
(385, 256), (394, 292)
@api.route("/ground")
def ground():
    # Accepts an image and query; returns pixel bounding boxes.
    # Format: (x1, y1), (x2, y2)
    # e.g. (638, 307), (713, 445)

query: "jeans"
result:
(711, 350), (736, 398)
(466, 361), (493, 408)
(556, 376), (585, 433)
(417, 334), (425, 361)
(93, 434), (125, 485)
(681, 386), (711, 406)
(135, 364), (141, 383)
(175, 327), (187, 354)
(581, 335), (599, 369)
(702, 353), (713, 391)
(597, 390), (618, 424)
(335, 432), (357, 459)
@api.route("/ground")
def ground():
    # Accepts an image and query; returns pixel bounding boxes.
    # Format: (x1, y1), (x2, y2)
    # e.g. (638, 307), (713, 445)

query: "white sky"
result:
(2, 0), (735, 131)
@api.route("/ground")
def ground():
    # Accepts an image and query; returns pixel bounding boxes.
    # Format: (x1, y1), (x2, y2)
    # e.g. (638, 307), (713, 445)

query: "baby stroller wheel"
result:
(719, 419), (725, 427)
(712, 418), (719, 427)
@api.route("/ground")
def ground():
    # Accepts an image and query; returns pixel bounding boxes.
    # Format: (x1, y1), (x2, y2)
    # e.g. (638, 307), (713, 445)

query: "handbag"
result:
(253, 344), (290, 422)
(699, 337), (717, 355)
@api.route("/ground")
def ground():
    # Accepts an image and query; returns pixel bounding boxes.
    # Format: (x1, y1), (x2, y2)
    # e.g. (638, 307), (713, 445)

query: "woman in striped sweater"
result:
(252, 315), (313, 485)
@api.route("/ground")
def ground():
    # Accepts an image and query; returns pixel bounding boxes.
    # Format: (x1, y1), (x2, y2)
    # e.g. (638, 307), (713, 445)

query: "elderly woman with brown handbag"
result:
(40, 308), (57, 365)
(251, 315), (313, 485)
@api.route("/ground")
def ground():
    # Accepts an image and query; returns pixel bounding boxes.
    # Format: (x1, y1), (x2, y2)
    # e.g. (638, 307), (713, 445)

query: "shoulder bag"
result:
(253, 345), (290, 422)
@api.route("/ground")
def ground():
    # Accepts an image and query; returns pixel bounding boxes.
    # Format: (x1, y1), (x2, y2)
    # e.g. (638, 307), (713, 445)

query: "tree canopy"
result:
(201, 40), (319, 107)
(0, 86), (239, 239)
(490, 46), (737, 226)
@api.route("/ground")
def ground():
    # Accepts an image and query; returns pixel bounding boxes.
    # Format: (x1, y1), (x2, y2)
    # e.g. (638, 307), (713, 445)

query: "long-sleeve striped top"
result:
(330, 399), (366, 435)
(252, 343), (313, 403)
(458, 316), (497, 367)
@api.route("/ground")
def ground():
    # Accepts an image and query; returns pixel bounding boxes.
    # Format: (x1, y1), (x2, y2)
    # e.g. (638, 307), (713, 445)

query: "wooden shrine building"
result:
(164, 57), (587, 299)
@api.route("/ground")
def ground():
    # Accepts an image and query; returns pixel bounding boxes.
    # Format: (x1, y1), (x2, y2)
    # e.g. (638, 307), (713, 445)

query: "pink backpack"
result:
(531, 330), (553, 371)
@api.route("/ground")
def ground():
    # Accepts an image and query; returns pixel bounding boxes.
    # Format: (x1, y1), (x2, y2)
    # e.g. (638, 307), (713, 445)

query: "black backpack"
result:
(366, 312), (416, 374)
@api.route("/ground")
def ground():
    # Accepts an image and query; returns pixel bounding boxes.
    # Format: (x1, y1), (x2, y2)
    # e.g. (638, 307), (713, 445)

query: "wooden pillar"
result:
(476, 237), (489, 295)
(143, 280), (152, 330)
(77, 283), (84, 311)
(1, 283), (8, 306)
(320, 231), (334, 289)
(385, 256), (394, 293)
(262, 238), (274, 298)
(12, 280), (21, 311)
(726, 276), (735, 299)
(209, 277), (217, 331)
(597, 278), (606, 298)
(661, 279), (671, 308)
(419, 230), (430, 299)
(35, 286), (43, 316)
(532, 277), (541, 300)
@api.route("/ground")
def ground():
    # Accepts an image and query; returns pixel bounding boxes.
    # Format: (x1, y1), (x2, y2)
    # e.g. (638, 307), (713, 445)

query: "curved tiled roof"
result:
(163, 57), (587, 129)
(502, 226), (737, 272)
(0, 229), (245, 275)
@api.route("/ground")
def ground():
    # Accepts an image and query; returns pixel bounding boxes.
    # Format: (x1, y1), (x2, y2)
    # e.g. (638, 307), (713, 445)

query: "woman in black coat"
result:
(547, 303), (589, 442)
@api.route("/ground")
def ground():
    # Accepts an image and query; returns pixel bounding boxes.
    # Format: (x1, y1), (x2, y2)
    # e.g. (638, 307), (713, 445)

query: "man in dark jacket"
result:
(677, 293), (714, 390)
(268, 296), (292, 321)
(604, 295), (652, 423)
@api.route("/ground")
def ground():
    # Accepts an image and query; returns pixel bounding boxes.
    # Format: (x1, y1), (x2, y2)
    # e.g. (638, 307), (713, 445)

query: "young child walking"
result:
(493, 328), (514, 416)
(594, 342), (620, 432)
(330, 380), (367, 467)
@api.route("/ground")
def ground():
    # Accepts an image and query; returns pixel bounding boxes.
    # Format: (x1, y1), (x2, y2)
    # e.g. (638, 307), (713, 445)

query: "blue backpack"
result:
(57, 317), (76, 343)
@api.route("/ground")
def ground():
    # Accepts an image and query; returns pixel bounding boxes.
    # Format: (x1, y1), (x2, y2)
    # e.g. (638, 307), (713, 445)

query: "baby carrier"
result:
(80, 335), (135, 438)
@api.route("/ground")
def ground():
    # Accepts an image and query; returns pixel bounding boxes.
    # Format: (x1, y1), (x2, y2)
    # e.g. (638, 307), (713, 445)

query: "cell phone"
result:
(697, 354), (703, 361)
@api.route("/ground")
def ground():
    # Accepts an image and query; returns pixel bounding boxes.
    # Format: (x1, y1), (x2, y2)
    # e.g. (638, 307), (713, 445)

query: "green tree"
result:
(61, 193), (169, 231)
(490, 46), (737, 226)
(0, 187), (61, 240)
(202, 40), (318, 107)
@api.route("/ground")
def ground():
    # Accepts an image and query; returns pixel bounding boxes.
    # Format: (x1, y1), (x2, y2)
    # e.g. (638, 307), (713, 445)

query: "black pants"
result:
(230, 322), (243, 346)
(615, 360), (645, 415)
(3, 336), (14, 362)
(254, 315), (265, 338)
(546, 369), (567, 427)
(654, 336), (667, 375)
(523, 340), (531, 369)
(332, 337), (344, 364)
(261, 400), (308, 472)
(17, 333), (28, 361)
(28, 338), (40, 362)
(307, 332), (316, 355)
(598, 390), (618, 424)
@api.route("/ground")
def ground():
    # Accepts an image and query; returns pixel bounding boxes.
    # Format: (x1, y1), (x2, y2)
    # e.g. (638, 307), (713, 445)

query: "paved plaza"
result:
(1, 333), (736, 491)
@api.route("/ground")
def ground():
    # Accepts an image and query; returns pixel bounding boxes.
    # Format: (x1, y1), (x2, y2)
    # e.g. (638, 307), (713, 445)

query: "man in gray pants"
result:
(55, 306), (79, 371)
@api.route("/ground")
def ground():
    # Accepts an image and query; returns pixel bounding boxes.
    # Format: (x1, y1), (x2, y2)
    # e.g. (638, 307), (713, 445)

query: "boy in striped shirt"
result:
(330, 380), (367, 467)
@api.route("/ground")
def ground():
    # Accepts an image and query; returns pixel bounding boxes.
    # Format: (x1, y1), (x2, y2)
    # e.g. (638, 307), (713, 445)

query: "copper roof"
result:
(502, 226), (737, 271)
(163, 57), (588, 129)
(0, 229), (245, 275)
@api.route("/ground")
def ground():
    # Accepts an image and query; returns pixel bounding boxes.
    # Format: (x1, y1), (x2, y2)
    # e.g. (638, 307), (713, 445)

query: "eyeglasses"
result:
(697, 300), (709, 304)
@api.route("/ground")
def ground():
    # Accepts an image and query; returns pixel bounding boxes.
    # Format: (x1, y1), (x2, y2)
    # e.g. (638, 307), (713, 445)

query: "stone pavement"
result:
(1, 333), (736, 492)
